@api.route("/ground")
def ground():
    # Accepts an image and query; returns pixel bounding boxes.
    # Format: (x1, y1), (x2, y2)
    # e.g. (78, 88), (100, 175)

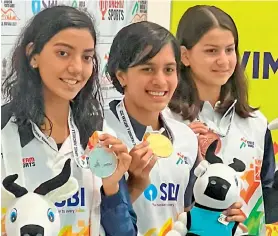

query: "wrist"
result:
(102, 181), (119, 196)
(128, 174), (150, 191)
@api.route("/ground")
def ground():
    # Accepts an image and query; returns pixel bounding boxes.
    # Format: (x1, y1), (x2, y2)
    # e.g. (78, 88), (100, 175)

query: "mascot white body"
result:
(2, 159), (78, 236)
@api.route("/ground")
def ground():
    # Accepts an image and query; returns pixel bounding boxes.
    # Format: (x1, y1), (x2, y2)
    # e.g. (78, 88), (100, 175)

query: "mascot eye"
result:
(210, 180), (216, 185)
(10, 208), (17, 223)
(47, 208), (55, 222)
(222, 184), (228, 189)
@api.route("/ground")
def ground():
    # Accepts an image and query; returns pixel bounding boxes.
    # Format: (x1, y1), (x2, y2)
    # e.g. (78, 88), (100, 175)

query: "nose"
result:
(20, 224), (44, 236)
(216, 50), (229, 66)
(68, 57), (82, 75)
(151, 70), (168, 86)
(204, 176), (231, 201)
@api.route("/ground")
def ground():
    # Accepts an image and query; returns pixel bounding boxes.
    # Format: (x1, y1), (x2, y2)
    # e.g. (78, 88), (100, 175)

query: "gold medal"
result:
(143, 132), (173, 158)
(199, 131), (221, 157)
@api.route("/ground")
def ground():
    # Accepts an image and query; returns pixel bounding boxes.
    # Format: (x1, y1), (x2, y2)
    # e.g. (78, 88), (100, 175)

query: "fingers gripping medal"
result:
(87, 131), (117, 178)
(143, 129), (173, 158)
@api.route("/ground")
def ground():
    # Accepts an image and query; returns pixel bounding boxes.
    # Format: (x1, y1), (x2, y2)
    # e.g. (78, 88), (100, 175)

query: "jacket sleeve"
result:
(260, 128), (276, 189)
(100, 177), (137, 236)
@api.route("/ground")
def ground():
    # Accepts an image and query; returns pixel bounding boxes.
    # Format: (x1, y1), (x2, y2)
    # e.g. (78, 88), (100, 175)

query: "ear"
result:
(228, 158), (246, 172)
(205, 140), (223, 164)
(194, 160), (209, 177)
(2, 174), (28, 198)
(46, 176), (79, 203)
(26, 42), (39, 68)
(115, 70), (127, 88)
(180, 46), (190, 67)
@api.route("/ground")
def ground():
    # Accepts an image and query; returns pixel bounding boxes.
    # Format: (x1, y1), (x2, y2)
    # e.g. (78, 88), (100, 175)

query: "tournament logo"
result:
(176, 152), (188, 165)
(99, 0), (124, 21)
(240, 137), (255, 149)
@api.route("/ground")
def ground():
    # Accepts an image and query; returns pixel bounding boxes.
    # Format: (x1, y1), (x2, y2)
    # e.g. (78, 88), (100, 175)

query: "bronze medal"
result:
(199, 131), (221, 157)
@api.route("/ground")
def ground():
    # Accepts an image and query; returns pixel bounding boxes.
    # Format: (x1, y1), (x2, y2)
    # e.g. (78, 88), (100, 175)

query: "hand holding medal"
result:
(188, 121), (221, 158)
(129, 129), (173, 178)
(142, 129), (174, 158)
(127, 130), (173, 203)
(82, 132), (131, 189)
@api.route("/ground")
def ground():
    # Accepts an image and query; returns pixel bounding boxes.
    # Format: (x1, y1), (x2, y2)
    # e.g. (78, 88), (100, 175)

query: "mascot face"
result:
(194, 162), (242, 209)
(5, 193), (60, 235)
(193, 140), (246, 210)
(2, 159), (79, 236)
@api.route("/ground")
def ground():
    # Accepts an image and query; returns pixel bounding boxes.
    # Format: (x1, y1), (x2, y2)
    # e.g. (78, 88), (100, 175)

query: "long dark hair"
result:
(2, 6), (103, 149)
(106, 21), (181, 94)
(169, 5), (257, 121)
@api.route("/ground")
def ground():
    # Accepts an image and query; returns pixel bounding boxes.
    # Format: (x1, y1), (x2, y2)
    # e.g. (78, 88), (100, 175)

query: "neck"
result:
(123, 97), (161, 131)
(42, 89), (70, 143)
(195, 81), (221, 107)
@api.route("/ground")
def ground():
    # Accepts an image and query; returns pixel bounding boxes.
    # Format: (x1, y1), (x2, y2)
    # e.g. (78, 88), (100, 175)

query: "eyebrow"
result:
(53, 42), (95, 53)
(204, 43), (235, 47)
(143, 62), (177, 66)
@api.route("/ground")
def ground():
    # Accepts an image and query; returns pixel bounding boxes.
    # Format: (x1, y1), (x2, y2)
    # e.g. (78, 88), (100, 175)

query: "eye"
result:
(47, 208), (55, 222)
(222, 184), (228, 189)
(205, 49), (217, 54)
(165, 67), (175, 73)
(142, 67), (153, 72)
(226, 47), (235, 53)
(83, 55), (93, 62)
(58, 51), (68, 57)
(10, 208), (17, 223)
(210, 180), (216, 185)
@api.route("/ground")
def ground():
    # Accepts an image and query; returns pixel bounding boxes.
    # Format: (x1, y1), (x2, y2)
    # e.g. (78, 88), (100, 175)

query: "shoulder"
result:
(250, 110), (268, 125)
(162, 107), (191, 125)
(1, 103), (13, 130)
(235, 109), (268, 133)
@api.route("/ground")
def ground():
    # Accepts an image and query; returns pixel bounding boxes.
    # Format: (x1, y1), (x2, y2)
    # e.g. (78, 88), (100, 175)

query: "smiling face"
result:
(117, 43), (178, 114)
(182, 27), (237, 90)
(31, 27), (95, 102)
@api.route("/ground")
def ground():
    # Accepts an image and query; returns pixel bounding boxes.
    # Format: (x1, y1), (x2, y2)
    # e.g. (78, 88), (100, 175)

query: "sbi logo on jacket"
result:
(144, 183), (180, 202)
(55, 188), (85, 207)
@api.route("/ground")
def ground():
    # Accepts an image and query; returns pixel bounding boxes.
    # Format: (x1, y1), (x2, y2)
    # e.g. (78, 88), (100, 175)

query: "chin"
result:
(59, 92), (80, 102)
(148, 103), (167, 113)
(214, 77), (230, 87)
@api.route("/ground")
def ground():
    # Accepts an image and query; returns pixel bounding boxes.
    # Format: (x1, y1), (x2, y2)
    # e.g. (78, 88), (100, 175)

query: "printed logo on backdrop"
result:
(31, 0), (87, 15)
(241, 51), (277, 79)
(100, 52), (118, 100)
(100, 52), (111, 87)
(131, 0), (147, 23)
(1, 0), (20, 26)
(99, 0), (125, 21)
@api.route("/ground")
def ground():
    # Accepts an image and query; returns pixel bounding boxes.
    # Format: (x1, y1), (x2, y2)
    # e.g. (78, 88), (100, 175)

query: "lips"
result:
(60, 78), (78, 85)
(147, 91), (167, 96)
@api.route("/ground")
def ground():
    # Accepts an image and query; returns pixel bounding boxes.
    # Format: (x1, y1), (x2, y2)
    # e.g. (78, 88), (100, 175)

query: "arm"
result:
(260, 128), (275, 189)
(100, 177), (137, 236)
